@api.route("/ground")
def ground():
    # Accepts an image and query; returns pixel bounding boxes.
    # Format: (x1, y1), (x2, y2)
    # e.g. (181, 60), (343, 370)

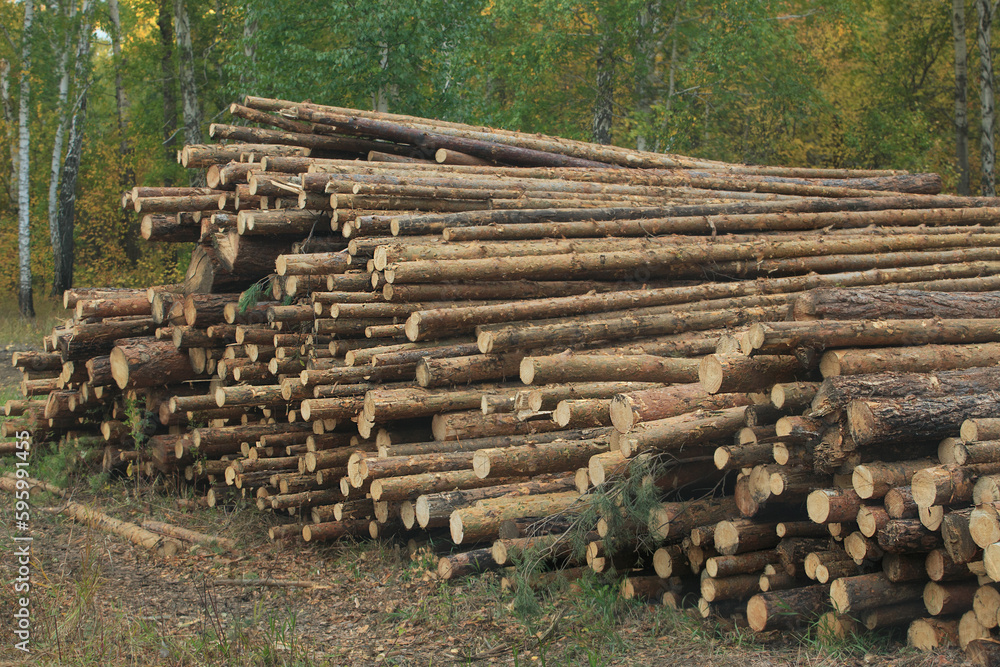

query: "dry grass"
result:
(0, 294), (65, 346)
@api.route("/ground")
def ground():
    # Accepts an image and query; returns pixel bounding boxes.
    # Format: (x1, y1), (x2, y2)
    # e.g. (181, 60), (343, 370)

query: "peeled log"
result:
(110, 338), (198, 390)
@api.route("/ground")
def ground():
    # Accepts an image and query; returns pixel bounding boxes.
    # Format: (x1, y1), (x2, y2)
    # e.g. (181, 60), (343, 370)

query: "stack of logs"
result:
(10, 96), (1000, 660)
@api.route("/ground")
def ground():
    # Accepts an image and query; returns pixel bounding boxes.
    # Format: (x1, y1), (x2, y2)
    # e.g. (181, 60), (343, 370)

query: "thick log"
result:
(848, 394), (1000, 448)
(449, 491), (582, 544)
(794, 288), (1000, 321)
(908, 617), (960, 650)
(417, 353), (524, 388)
(807, 488), (863, 524)
(829, 573), (925, 613)
(812, 366), (1000, 417)
(746, 585), (830, 631)
(109, 338), (198, 389)
(877, 519), (944, 554)
(648, 497), (738, 542)
(431, 411), (567, 442)
(912, 463), (1000, 508)
(964, 419), (1000, 443)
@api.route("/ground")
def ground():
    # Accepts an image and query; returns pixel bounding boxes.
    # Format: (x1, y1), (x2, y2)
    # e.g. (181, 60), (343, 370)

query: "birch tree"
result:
(17, 0), (34, 318)
(48, 0), (76, 292)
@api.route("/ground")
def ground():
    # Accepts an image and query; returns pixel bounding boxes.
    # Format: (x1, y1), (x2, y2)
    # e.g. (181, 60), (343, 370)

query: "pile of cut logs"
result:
(11, 96), (1000, 660)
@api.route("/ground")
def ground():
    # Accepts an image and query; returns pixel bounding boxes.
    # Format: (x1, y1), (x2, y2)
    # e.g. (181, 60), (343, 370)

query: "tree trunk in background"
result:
(592, 15), (615, 146)
(240, 10), (258, 97)
(49, 0), (76, 294)
(174, 0), (205, 187)
(17, 0), (35, 318)
(109, 0), (139, 264)
(954, 0), (971, 196)
(54, 0), (95, 296)
(373, 42), (390, 113)
(1, 58), (16, 213)
(157, 0), (178, 176)
(633, 2), (662, 152)
(977, 0), (995, 196)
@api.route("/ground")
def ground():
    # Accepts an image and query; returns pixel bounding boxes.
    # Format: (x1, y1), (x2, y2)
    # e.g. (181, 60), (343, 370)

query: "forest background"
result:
(0, 0), (989, 316)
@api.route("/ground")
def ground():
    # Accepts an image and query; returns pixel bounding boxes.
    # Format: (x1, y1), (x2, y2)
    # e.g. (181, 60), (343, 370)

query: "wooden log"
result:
(472, 438), (609, 479)
(964, 419), (1000, 443)
(705, 550), (780, 578)
(908, 617), (960, 650)
(821, 342), (1000, 377)
(885, 486), (920, 519)
(807, 488), (863, 524)
(109, 337), (198, 389)
(813, 366), (1000, 417)
(648, 497), (738, 542)
(829, 572), (925, 613)
(609, 383), (752, 433)
(619, 407), (747, 458)
(794, 288), (1000, 321)
(414, 475), (575, 528)
(746, 585), (830, 631)
(848, 394), (1000, 448)
(877, 519), (943, 554)
(853, 459), (937, 500)
(912, 463), (1000, 508)
(449, 491), (582, 544)
(438, 548), (501, 580)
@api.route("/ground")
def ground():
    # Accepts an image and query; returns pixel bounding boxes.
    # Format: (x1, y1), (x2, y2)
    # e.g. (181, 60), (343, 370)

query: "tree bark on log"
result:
(793, 289), (1000, 321)
(848, 393), (1000, 448)
(821, 343), (1000, 377)
(110, 337), (198, 389)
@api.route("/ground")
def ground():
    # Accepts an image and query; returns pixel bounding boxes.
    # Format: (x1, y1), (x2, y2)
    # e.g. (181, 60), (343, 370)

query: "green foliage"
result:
(0, 0), (992, 299)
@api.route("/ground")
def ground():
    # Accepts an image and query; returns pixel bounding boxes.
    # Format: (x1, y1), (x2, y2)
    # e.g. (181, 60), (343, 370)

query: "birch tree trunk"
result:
(54, 0), (95, 296)
(373, 42), (391, 113)
(954, 0), (971, 196)
(17, 0), (35, 318)
(978, 0), (995, 196)
(592, 13), (615, 146)
(108, 0), (139, 263)
(174, 0), (204, 165)
(48, 0), (76, 294)
(157, 0), (178, 170)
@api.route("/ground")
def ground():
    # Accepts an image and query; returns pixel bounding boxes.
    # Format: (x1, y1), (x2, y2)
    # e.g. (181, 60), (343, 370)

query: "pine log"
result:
(821, 343), (1000, 377)
(813, 367), (1000, 417)
(746, 585), (830, 631)
(912, 463), (1000, 508)
(472, 437), (609, 479)
(877, 519), (944, 554)
(848, 394), (1000, 448)
(964, 419), (1000, 443)
(794, 288), (1000, 321)
(829, 573), (925, 613)
(609, 383), (752, 433)
(109, 338), (198, 389)
(908, 617), (960, 650)
(449, 491), (582, 544)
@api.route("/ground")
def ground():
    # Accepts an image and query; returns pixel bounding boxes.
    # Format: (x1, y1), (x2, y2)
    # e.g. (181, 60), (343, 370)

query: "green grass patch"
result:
(0, 294), (64, 346)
